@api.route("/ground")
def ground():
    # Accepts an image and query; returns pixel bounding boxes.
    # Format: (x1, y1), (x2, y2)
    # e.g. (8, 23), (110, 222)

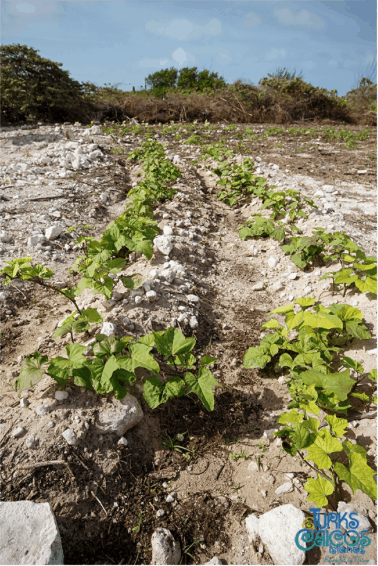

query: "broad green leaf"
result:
(121, 274), (144, 290)
(300, 369), (354, 402)
(301, 416), (320, 432)
(199, 355), (217, 367)
(262, 319), (280, 330)
(76, 276), (94, 296)
(368, 369), (377, 382)
(305, 429), (343, 469)
(153, 328), (174, 358)
(243, 346), (271, 369)
(172, 329), (196, 356)
(143, 377), (165, 408)
(278, 409), (303, 424)
(72, 366), (93, 389)
(15, 352), (48, 397)
(294, 297), (316, 309)
(279, 353), (293, 369)
(184, 368), (220, 412)
(269, 343), (279, 356)
(93, 336), (125, 358)
(81, 308), (103, 324)
(325, 415), (348, 437)
(135, 332), (155, 346)
(355, 277), (377, 295)
(129, 343), (160, 375)
(334, 453), (377, 500)
(268, 304), (294, 315)
(288, 310), (343, 331)
(342, 356), (364, 373)
(342, 439), (367, 460)
(327, 304), (363, 321)
(305, 476), (334, 507)
(345, 321), (371, 340)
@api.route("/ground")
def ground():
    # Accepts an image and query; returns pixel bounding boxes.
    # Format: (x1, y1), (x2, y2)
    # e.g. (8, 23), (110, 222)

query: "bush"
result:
(145, 66), (226, 94)
(1, 43), (93, 123)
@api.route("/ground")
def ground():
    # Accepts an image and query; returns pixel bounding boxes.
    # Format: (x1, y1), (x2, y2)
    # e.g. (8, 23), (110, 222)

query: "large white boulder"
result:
(151, 528), (181, 565)
(0, 501), (64, 564)
(94, 394), (144, 435)
(45, 225), (65, 241)
(245, 504), (305, 565)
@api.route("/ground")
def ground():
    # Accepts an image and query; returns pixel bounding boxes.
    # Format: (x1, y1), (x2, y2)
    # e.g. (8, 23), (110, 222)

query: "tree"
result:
(1, 43), (92, 123)
(177, 67), (199, 89)
(145, 68), (178, 90)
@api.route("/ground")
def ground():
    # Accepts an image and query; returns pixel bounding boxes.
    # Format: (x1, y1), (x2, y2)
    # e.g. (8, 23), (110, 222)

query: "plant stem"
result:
(34, 278), (82, 314)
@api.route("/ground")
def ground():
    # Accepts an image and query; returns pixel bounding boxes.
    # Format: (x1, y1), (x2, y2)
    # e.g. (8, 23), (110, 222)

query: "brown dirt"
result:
(1, 121), (376, 565)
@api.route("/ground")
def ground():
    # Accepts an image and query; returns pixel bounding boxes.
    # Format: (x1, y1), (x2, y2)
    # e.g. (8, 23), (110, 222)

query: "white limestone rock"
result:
(151, 527), (181, 565)
(275, 482), (294, 495)
(246, 504), (305, 565)
(0, 501), (64, 565)
(28, 234), (45, 246)
(154, 235), (173, 256)
(62, 429), (78, 446)
(55, 391), (69, 401)
(11, 426), (26, 438)
(45, 225), (65, 241)
(100, 322), (116, 336)
(94, 394), (144, 435)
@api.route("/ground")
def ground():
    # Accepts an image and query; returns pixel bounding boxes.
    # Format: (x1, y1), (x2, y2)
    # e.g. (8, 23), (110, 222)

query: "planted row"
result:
(2, 139), (220, 412)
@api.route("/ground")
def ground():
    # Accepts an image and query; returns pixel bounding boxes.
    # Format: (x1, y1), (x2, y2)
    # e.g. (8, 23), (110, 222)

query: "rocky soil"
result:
(0, 120), (377, 565)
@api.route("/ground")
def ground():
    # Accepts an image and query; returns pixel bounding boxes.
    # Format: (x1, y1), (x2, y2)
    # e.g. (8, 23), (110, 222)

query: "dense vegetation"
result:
(1, 44), (376, 125)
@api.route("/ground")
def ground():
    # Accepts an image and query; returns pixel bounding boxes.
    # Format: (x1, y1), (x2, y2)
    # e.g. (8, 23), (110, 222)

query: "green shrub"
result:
(1, 43), (93, 123)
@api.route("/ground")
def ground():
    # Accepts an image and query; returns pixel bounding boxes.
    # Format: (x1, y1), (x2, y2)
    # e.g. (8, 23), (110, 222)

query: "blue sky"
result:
(2, 0), (376, 95)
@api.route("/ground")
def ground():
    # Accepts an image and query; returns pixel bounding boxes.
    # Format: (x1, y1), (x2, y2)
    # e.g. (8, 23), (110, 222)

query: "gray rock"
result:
(55, 391), (69, 401)
(27, 234), (45, 247)
(45, 225), (64, 241)
(62, 429), (78, 446)
(0, 501), (63, 565)
(0, 230), (12, 243)
(251, 282), (265, 291)
(186, 294), (200, 304)
(204, 558), (223, 565)
(337, 501), (372, 533)
(36, 405), (50, 416)
(25, 434), (39, 449)
(151, 527), (181, 565)
(118, 437), (128, 446)
(270, 281), (284, 293)
(246, 504), (305, 565)
(275, 482), (294, 495)
(11, 426), (26, 438)
(146, 290), (157, 302)
(94, 394), (143, 435)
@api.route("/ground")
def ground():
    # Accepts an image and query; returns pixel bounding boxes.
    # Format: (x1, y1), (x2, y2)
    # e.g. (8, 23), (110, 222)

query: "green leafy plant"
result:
(243, 299), (372, 414)
(275, 410), (376, 508)
(238, 214), (286, 242)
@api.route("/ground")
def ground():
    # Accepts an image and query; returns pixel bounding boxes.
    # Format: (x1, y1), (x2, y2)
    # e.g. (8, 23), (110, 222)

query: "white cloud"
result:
(138, 49), (195, 69)
(243, 12), (262, 29)
(172, 47), (195, 66)
(265, 48), (287, 61)
(145, 18), (221, 40)
(274, 7), (324, 30)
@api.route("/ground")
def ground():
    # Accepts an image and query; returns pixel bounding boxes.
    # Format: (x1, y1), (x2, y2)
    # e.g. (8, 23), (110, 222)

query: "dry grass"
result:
(89, 83), (376, 127)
